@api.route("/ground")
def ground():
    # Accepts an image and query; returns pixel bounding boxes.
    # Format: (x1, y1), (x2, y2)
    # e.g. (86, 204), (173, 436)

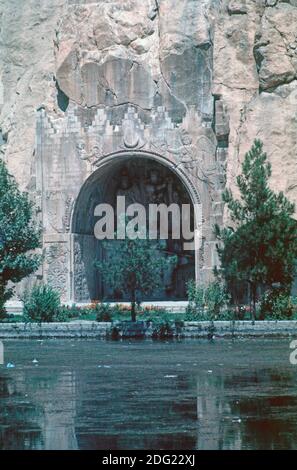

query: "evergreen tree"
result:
(215, 140), (297, 317)
(0, 160), (41, 317)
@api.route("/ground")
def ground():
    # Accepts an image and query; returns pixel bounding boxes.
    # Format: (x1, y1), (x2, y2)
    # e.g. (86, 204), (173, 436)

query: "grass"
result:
(3, 303), (297, 323)
(1, 314), (26, 323)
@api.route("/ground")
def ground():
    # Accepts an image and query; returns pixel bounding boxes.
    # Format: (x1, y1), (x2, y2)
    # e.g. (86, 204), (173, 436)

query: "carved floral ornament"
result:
(45, 244), (68, 297)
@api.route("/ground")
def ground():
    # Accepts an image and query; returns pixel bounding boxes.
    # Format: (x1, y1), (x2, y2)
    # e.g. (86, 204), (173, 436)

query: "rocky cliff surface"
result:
(0, 0), (296, 210)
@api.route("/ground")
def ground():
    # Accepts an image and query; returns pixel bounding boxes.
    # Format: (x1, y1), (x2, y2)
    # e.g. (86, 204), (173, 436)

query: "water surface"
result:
(0, 338), (296, 450)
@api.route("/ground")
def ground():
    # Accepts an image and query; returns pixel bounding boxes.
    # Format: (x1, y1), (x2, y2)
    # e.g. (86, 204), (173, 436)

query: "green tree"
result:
(95, 236), (176, 322)
(0, 160), (41, 317)
(215, 140), (297, 318)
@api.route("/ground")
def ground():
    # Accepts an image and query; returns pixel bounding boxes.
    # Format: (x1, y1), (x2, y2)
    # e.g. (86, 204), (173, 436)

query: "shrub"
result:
(55, 305), (82, 322)
(186, 281), (205, 319)
(260, 289), (294, 320)
(59, 304), (85, 320)
(205, 281), (230, 320)
(95, 303), (113, 322)
(23, 284), (61, 323)
(214, 309), (235, 321)
(186, 280), (230, 320)
(185, 308), (206, 321)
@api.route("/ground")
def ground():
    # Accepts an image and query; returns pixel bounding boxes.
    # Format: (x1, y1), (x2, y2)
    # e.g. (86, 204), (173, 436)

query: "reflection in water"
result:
(0, 339), (297, 450)
(196, 369), (297, 450)
(0, 371), (77, 450)
(0, 375), (44, 449)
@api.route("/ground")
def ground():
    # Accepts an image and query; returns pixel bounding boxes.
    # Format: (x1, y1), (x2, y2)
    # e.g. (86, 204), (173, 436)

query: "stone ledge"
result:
(181, 320), (297, 338)
(0, 322), (111, 339)
(0, 321), (297, 339)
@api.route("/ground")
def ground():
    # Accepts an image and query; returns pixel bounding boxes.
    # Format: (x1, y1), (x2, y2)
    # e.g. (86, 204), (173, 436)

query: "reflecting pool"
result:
(0, 338), (296, 450)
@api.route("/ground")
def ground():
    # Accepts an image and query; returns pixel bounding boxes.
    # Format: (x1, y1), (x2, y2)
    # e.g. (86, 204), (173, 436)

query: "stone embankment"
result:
(1, 321), (297, 339)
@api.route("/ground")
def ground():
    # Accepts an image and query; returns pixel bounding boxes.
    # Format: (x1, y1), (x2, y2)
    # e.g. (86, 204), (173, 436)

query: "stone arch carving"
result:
(72, 149), (201, 230)
(37, 101), (223, 303)
(70, 150), (202, 303)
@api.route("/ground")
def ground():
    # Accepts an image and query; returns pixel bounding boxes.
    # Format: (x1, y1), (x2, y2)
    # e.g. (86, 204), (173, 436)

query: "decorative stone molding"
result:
(37, 103), (225, 197)
(44, 243), (69, 301)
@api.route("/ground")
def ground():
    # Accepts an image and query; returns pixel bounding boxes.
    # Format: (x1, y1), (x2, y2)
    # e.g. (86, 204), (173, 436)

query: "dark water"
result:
(0, 338), (297, 450)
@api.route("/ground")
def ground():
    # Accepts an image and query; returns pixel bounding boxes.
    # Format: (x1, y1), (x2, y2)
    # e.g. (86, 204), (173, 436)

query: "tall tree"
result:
(96, 236), (176, 322)
(0, 160), (41, 317)
(215, 140), (297, 317)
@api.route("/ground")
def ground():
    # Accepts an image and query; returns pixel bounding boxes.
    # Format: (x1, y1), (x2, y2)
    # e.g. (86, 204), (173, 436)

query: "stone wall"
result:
(0, 320), (297, 339)
(0, 0), (296, 301)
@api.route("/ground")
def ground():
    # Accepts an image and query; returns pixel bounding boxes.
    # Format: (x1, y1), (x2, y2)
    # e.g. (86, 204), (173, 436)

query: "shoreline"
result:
(1, 320), (297, 339)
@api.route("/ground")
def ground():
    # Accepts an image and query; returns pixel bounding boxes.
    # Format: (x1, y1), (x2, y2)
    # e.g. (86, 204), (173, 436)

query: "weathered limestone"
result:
(213, 0), (297, 205)
(255, 3), (297, 91)
(0, 0), (296, 302)
(0, 0), (67, 187)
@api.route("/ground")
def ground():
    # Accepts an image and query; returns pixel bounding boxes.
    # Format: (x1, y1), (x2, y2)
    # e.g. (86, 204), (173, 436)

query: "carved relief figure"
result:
(91, 144), (103, 164)
(168, 129), (195, 163)
(115, 167), (143, 207)
(143, 169), (168, 205)
(91, 134), (105, 165)
(76, 140), (88, 160)
(77, 138), (105, 165)
(169, 129), (218, 190)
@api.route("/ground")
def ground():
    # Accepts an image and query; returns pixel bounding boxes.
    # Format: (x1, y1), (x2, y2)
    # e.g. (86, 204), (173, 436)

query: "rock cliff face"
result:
(213, 0), (297, 202)
(0, 0), (296, 300)
(1, 0), (296, 205)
